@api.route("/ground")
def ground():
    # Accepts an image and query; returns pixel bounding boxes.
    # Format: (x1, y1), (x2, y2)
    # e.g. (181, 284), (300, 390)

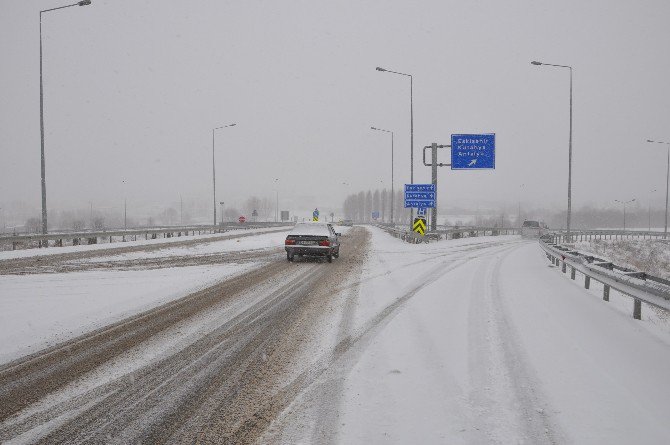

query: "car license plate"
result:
(298, 240), (317, 245)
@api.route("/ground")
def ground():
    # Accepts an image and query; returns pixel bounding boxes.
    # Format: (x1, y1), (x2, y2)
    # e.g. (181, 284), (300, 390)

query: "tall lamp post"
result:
(614, 198), (635, 231)
(646, 139), (670, 239)
(274, 178), (279, 222)
(648, 189), (656, 232)
(531, 60), (573, 241)
(39, 0), (92, 234)
(212, 123), (236, 226)
(371, 126), (394, 224)
(376, 66), (413, 227)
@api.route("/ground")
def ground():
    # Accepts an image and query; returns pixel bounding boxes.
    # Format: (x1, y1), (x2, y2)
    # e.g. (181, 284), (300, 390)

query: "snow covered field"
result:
(574, 238), (670, 280)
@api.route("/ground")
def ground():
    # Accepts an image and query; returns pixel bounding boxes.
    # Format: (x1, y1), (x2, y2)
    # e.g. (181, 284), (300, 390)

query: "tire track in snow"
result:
(258, 239), (523, 443)
(469, 244), (565, 444)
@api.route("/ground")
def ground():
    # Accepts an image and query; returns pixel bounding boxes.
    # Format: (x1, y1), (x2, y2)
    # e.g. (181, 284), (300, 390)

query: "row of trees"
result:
(342, 189), (410, 224)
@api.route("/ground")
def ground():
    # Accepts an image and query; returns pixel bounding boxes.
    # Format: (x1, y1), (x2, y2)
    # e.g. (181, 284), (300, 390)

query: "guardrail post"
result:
(633, 299), (642, 320)
(603, 284), (610, 301)
(571, 267), (576, 280)
(562, 260), (566, 273)
(584, 276), (590, 289)
(12, 241), (18, 250)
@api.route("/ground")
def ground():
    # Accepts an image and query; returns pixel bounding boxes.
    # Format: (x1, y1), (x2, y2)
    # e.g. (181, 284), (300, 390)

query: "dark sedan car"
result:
(284, 222), (341, 262)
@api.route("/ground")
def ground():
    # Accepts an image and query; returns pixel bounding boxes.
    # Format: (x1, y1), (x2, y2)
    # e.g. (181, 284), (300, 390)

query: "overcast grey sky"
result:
(1, 0), (669, 218)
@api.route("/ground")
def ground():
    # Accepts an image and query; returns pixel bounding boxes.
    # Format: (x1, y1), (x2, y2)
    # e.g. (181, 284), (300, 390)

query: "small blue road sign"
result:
(372, 211), (380, 220)
(405, 184), (436, 193)
(417, 208), (427, 216)
(451, 133), (495, 170)
(313, 208), (319, 221)
(404, 184), (436, 208)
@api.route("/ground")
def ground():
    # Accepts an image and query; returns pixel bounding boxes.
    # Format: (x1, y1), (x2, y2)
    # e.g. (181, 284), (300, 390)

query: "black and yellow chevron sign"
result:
(413, 217), (426, 236)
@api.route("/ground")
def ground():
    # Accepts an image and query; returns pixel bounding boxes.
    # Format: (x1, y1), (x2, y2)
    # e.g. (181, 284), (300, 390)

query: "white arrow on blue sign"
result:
(451, 133), (495, 170)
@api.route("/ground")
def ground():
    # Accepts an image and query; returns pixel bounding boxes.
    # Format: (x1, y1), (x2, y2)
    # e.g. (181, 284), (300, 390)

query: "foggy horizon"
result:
(2, 0), (669, 229)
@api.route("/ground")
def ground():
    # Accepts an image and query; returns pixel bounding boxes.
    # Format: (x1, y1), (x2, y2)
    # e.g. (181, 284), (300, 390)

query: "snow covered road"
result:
(1, 226), (669, 444)
(264, 228), (670, 444)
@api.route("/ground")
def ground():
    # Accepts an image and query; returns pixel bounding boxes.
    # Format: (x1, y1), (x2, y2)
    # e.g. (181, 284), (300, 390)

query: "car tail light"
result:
(285, 239), (296, 245)
(319, 239), (330, 246)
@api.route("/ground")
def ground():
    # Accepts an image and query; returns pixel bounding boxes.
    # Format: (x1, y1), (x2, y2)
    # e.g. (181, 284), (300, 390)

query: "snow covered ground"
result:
(0, 229), (292, 364)
(333, 228), (670, 444)
(266, 227), (670, 444)
(574, 238), (670, 280)
(4, 225), (670, 443)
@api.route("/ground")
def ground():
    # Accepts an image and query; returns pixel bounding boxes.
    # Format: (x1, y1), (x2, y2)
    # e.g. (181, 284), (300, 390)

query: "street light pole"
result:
(212, 123), (236, 226)
(39, 0), (92, 235)
(646, 139), (670, 238)
(614, 198), (635, 231)
(274, 178), (279, 222)
(376, 66), (413, 227)
(531, 61), (573, 241)
(371, 126), (394, 224)
(648, 189), (657, 232)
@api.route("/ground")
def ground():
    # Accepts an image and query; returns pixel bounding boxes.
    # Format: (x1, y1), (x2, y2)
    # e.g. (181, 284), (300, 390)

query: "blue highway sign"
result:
(404, 184), (436, 208)
(451, 133), (495, 170)
(405, 184), (436, 193)
(405, 192), (436, 200)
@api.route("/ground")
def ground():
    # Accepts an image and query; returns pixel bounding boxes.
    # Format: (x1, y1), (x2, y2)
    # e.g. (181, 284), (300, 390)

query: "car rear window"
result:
(289, 223), (331, 236)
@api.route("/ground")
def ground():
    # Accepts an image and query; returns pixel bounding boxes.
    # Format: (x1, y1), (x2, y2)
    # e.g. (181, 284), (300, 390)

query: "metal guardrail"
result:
(539, 237), (670, 319)
(375, 224), (520, 243)
(548, 229), (668, 243)
(0, 222), (293, 251)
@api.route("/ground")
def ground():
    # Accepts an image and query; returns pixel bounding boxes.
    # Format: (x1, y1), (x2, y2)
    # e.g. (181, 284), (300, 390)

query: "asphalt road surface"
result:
(0, 227), (370, 443)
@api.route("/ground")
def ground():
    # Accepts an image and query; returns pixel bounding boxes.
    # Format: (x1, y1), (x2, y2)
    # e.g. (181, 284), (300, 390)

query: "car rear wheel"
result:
(327, 252), (333, 263)
(287, 252), (294, 262)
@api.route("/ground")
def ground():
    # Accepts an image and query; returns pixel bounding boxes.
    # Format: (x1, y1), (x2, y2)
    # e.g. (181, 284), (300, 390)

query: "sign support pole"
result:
(431, 142), (438, 232)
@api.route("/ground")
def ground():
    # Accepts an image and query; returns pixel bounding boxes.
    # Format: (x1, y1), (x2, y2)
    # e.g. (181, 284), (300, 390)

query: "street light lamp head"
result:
(375, 67), (386, 72)
(78, 0), (91, 6)
(531, 61), (542, 65)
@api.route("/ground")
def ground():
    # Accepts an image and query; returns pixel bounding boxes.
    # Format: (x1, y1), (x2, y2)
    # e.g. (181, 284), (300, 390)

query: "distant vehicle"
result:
(341, 220), (354, 227)
(285, 222), (341, 263)
(521, 220), (548, 238)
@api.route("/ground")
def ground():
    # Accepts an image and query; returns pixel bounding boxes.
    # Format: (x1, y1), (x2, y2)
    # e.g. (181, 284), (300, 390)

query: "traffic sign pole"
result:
(431, 142), (438, 232)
